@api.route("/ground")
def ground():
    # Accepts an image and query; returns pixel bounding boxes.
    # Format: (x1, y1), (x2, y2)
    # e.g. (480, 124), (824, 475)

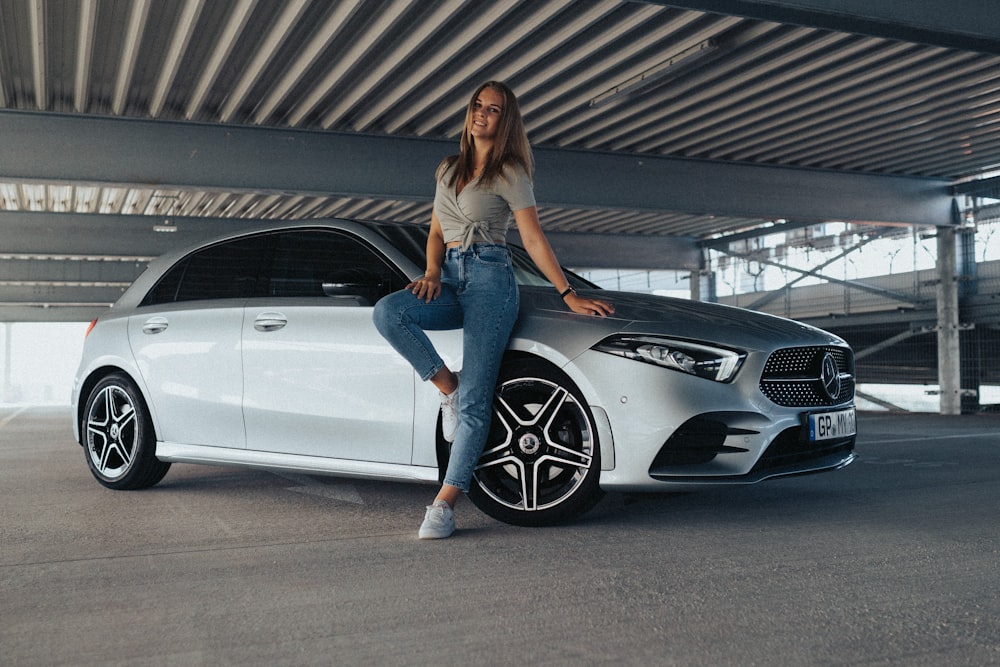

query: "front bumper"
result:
(566, 348), (855, 492)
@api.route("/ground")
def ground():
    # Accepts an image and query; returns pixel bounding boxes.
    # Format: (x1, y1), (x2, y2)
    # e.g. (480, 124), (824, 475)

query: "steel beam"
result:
(0, 283), (125, 304)
(0, 210), (700, 270)
(958, 175), (1000, 200)
(645, 0), (1000, 54)
(713, 246), (928, 307)
(745, 233), (883, 310)
(0, 210), (261, 257)
(0, 257), (146, 283)
(0, 305), (108, 323)
(853, 325), (936, 360)
(0, 111), (953, 227)
(508, 229), (701, 271)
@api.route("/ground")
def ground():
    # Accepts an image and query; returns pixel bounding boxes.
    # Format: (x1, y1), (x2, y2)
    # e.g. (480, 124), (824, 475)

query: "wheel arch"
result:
(506, 337), (606, 415)
(434, 349), (616, 476)
(433, 350), (563, 476)
(500, 349), (616, 471)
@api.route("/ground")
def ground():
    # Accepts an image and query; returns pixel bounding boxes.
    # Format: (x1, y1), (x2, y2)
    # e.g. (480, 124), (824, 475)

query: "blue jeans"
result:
(373, 244), (520, 492)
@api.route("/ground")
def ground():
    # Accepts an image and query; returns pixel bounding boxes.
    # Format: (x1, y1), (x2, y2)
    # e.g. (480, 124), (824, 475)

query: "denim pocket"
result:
(474, 246), (512, 267)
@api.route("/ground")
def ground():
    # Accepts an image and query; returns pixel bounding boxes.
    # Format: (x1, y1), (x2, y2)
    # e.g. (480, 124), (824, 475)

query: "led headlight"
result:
(594, 335), (746, 382)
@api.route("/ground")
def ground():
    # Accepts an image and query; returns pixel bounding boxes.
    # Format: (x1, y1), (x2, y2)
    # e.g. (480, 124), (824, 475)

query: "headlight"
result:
(593, 335), (746, 382)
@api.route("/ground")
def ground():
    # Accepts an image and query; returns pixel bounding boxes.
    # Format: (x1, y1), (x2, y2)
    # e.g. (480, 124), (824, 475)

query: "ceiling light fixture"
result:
(153, 220), (177, 232)
(589, 38), (718, 108)
(151, 194), (180, 232)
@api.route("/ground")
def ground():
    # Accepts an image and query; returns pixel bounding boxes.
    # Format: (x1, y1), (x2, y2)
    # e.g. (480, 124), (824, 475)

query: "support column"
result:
(959, 227), (980, 413)
(3, 323), (11, 403)
(690, 270), (717, 303)
(936, 227), (961, 415)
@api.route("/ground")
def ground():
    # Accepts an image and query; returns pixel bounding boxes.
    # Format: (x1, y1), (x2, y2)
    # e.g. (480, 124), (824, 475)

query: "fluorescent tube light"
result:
(589, 38), (718, 107)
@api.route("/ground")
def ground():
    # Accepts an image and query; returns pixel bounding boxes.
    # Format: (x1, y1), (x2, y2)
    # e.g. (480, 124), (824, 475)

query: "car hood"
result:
(516, 287), (845, 358)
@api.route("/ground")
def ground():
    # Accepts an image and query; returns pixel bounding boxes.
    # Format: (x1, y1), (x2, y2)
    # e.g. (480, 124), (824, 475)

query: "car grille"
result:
(759, 345), (855, 407)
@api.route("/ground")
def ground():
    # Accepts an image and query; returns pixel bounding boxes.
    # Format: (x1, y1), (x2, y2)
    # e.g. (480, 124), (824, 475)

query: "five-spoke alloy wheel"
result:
(83, 373), (169, 489)
(468, 358), (603, 526)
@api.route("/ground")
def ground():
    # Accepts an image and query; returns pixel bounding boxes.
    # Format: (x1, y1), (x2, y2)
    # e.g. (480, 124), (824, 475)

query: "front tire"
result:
(467, 358), (603, 526)
(82, 373), (170, 490)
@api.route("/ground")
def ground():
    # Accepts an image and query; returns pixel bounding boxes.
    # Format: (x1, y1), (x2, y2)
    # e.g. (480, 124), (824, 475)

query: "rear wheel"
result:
(83, 373), (169, 490)
(467, 358), (603, 526)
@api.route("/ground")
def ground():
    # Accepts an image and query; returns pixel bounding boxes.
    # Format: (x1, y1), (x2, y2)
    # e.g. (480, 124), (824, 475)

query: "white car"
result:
(73, 220), (857, 526)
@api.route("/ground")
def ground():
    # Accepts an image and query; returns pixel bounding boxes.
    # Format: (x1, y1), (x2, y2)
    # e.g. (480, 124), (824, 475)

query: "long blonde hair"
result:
(443, 81), (533, 188)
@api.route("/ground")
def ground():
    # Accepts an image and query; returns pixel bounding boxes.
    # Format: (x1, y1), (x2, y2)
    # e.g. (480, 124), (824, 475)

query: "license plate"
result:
(807, 407), (857, 441)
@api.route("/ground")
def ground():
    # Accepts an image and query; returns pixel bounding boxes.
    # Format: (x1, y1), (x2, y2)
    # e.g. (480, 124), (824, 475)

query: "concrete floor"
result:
(2, 407), (998, 666)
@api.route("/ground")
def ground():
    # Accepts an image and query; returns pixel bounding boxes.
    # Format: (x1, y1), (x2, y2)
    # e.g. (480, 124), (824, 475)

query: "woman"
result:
(373, 81), (614, 539)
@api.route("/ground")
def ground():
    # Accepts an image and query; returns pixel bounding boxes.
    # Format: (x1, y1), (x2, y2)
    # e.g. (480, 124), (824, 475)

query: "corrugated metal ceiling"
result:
(1, 0), (999, 239)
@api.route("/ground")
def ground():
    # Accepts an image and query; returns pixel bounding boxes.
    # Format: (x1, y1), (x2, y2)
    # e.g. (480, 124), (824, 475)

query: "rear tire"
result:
(82, 373), (170, 490)
(467, 358), (603, 526)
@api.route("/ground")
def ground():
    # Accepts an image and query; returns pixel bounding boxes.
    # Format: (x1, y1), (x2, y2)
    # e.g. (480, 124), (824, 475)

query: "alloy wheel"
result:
(472, 369), (599, 522)
(86, 384), (139, 480)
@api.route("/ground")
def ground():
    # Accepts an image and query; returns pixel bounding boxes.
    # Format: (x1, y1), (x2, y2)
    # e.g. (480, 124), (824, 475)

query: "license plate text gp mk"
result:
(816, 411), (851, 438)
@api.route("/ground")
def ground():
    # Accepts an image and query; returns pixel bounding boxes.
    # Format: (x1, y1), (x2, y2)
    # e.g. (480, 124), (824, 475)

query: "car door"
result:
(241, 229), (416, 463)
(128, 234), (267, 449)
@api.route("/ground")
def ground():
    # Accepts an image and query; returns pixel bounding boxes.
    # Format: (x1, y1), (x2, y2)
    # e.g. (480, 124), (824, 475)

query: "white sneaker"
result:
(440, 373), (460, 442)
(418, 499), (455, 539)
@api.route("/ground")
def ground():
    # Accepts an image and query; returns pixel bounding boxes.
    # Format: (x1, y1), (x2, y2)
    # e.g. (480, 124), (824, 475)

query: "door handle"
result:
(141, 317), (168, 334)
(254, 312), (287, 332)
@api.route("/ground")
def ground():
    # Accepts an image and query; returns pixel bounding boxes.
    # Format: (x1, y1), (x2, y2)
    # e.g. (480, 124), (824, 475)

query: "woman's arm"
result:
(408, 211), (447, 302)
(513, 207), (614, 317)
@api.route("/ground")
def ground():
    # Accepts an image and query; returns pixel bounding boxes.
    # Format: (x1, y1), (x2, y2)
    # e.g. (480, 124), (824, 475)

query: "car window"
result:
(265, 229), (407, 304)
(143, 235), (267, 305)
(507, 245), (599, 290)
(370, 222), (428, 269)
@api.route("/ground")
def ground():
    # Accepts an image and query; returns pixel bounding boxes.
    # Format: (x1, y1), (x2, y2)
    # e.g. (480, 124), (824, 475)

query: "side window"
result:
(142, 235), (267, 305)
(266, 230), (406, 305)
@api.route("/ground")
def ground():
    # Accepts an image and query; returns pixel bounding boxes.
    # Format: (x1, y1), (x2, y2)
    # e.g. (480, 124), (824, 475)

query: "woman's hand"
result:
(565, 291), (615, 318)
(407, 274), (443, 302)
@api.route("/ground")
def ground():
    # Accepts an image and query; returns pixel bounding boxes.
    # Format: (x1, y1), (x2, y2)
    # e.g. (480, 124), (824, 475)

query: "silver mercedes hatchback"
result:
(72, 219), (856, 526)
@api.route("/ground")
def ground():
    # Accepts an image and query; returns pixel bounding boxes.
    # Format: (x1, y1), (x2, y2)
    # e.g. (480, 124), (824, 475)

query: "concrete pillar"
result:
(936, 227), (961, 415)
(692, 269), (717, 303)
(2, 323), (11, 403)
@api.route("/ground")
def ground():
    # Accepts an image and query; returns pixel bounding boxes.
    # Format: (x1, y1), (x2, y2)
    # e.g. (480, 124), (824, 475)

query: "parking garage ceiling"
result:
(2, 0), (1000, 321)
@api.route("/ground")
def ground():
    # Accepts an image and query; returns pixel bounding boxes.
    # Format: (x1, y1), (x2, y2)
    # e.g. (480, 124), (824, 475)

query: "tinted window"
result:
(371, 222), (429, 268)
(143, 235), (267, 305)
(508, 245), (598, 290)
(265, 230), (406, 304)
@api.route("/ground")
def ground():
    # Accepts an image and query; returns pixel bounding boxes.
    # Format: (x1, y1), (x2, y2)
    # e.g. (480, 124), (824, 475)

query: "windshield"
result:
(508, 245), (597, 290)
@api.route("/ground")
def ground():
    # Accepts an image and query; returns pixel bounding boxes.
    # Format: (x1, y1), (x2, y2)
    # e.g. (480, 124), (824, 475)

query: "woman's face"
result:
(469, 86), (505, 143)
